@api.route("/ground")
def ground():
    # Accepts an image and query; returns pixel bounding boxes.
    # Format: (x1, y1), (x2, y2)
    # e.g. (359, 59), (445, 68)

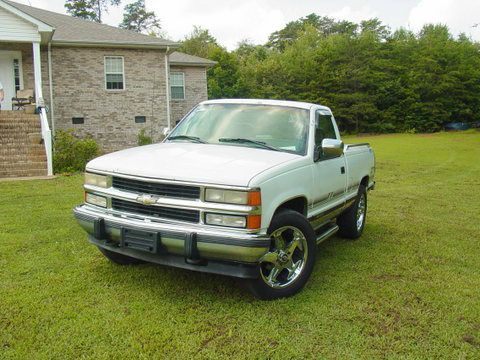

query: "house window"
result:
(13, 59), (20, 91)
(104, 56), (125, 90)
(170, 72), (185, 100)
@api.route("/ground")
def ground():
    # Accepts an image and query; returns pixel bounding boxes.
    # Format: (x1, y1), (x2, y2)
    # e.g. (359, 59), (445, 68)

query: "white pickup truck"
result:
(74, 99), (375, 299)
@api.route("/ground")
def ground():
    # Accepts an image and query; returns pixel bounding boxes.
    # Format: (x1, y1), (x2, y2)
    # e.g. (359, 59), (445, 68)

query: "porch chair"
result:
(12, 89), (35, 110)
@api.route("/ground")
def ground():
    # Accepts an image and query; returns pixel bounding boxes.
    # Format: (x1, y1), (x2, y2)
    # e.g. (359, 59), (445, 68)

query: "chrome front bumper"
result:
(73, 205), (270, 279)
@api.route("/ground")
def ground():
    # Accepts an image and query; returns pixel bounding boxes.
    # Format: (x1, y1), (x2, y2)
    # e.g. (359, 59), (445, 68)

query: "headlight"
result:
(85, 193), (107, 208)
(205, 189), (261, 205)
(85, 172), (109, 188)
(205, 213), (247, 228)
(205, 213), (261, 229)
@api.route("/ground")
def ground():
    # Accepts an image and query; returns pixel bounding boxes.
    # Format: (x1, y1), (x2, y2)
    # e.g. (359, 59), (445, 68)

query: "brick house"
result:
(0, 0), (215, 177)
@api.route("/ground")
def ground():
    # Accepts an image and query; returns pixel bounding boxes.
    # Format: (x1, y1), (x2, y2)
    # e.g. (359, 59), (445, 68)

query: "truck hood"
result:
(87, 142), (300, 187)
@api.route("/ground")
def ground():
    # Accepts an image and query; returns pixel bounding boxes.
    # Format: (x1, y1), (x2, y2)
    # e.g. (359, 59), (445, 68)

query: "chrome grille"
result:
(112, 177), (201, 200)
(111, 198), (200, 223)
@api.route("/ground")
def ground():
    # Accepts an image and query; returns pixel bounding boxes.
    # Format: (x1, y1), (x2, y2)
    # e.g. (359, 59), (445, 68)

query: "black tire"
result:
(246, 209), (316, 300)
(97, 246), (146, 265)
(337, 185), (367, 239)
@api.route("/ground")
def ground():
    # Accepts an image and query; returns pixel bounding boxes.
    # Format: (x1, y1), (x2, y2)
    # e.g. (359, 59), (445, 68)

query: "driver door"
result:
(310, 110), (347, 219)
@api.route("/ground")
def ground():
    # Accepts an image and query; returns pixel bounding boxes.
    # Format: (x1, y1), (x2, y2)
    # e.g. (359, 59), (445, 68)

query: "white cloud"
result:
(408, 0), (480, 40)
(146, 1), (381, 49)
(146, 0), (286, 49)
(15, 0), (480, 49)
(328, 5), (377, 23)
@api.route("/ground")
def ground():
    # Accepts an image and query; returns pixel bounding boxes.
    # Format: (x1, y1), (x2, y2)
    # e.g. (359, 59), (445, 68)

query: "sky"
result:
(18, 0), (480, 49)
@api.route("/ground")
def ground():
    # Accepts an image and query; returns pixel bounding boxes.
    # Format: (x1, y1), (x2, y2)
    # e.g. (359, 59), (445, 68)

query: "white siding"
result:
(0, 7), (40, 42)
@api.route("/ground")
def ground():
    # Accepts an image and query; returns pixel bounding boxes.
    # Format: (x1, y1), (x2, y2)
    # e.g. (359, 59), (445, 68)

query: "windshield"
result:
(167, 104), (310, 155)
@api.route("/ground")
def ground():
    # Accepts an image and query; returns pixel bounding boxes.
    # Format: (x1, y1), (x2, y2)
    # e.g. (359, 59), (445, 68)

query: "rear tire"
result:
(337, 185), (367, 239)
(97, 246), (146, 265)
(246, 210), (316, 300)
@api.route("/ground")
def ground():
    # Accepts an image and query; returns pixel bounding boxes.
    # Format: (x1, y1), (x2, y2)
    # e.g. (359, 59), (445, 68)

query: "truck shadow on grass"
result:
(87, 222), (388, 303)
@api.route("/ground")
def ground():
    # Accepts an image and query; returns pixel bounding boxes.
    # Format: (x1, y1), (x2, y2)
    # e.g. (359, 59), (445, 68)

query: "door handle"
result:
(340, 166), (345, 174)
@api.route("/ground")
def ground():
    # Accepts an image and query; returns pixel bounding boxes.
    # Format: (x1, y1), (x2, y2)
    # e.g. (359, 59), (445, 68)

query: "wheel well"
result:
(275, 197), (308, 217)
(360, 176), (369, 188)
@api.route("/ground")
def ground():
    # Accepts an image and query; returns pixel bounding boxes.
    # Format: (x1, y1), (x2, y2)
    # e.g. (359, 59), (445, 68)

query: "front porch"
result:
(0, 0), (53, 177)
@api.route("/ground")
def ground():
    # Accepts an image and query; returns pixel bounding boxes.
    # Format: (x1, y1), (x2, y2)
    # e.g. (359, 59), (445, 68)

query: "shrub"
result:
(137, 128), (153, 146)
(53, 130), (100, 174)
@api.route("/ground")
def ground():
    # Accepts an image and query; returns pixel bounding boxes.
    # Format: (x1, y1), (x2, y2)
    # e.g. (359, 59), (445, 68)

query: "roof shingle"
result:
(4, 0), (178, 47)
(169, 51), (217, 67)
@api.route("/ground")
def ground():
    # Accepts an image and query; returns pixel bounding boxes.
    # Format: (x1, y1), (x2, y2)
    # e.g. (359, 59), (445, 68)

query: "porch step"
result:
(0, 111), (48, 178)
(0, 169), (48, 178)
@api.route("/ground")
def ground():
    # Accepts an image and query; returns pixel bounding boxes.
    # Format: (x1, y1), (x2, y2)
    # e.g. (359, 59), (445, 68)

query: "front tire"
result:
(337, 185), (367, 239)
(97, 246), (146, 265)
(246, 210), (316, 300)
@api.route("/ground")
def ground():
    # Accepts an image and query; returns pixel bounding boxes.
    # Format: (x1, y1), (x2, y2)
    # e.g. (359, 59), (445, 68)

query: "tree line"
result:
(64, 1), (480, 133)
(181, 17), (480, 133)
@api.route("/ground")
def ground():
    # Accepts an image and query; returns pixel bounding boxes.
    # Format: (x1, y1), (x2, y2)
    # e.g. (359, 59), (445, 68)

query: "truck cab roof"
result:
(200, 98), (331, 111)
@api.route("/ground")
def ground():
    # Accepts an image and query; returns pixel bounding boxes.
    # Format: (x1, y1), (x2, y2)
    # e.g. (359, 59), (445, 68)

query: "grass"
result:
(1, 132), (479, 359)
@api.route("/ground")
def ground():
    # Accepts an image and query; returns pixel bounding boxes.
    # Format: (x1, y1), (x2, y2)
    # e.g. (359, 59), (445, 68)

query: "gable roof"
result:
(3, 0), (178, 48)
(169, 51), (217, 67)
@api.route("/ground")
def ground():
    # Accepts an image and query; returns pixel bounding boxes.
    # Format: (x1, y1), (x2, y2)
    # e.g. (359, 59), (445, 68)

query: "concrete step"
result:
(1, 131), (42, 137)
(0, 114), (39, 119)
(0, 118), (39, 124)
(0, 153), (46, 161)
(1, 136), (43, 144)
(0, 160), (48, 169)
(0, 124), (39, 127)
(0, 111), (48, 178)
(0, 169), (47, 178)
(0, 121), (40, 125)
(0, 130), (41, 135)
(0, 142), (45, 149)
(0, 111), (37, 116)
(0, 149), (46, 161)
(0, 162), (46, 168)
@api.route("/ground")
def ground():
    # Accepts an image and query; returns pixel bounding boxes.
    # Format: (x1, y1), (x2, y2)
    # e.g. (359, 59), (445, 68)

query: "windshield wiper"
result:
(218, 138), (280, 151)
(168, 135), (207, 144)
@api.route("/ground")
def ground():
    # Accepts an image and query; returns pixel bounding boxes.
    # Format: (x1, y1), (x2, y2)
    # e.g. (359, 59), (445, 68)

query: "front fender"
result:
(251, 162), (313, 231)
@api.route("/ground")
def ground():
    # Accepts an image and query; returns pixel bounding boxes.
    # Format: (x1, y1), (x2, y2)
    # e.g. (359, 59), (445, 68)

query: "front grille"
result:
(112, 198), (200, 223)
(112, 177), (200, 200)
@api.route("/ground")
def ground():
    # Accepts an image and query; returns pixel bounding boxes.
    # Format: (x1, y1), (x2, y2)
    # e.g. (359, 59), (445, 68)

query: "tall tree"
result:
(179, 27), (243, 99)
(179, 26), (218, 59)
(65, 0), (121, 23)
(267, 14), (358, 51)
(119, 0), (162, 35)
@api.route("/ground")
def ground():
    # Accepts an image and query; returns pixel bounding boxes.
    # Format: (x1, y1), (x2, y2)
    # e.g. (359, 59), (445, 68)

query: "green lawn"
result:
(1, 132), (479, 359)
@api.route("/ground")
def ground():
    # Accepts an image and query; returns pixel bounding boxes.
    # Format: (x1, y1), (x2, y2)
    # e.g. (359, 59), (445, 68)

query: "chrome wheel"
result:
(356, 193), (366, 231)
(259, 226), (308, 289)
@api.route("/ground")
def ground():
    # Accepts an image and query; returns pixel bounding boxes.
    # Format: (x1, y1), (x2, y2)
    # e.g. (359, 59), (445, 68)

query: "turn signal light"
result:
(248, 191), (261, 206)
(247, 215), (261, 229)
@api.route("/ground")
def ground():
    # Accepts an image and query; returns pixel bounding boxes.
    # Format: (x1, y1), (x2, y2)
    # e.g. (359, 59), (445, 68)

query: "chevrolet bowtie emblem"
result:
(136, 194), (158, 205)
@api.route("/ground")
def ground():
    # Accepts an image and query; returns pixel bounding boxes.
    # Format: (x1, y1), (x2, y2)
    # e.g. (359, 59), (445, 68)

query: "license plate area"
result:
(120, 228), (161, 253)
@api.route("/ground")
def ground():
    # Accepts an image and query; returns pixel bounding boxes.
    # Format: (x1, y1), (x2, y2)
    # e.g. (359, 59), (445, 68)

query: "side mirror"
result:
(314, 138), (344, 161)
(322, 138), (344, 157)
(162, 127), (171, 136)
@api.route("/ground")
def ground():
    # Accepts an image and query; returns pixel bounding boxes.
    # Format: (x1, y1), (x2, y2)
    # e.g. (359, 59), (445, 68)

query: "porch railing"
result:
(39, 107), (53, 176)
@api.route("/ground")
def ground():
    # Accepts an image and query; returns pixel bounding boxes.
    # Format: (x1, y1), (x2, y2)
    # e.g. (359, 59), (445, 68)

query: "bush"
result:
(137, 129), (153, 146)
(53, 130), (100, 174)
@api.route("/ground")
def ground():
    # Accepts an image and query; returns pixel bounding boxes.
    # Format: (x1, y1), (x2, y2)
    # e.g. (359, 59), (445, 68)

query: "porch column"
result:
(32, 41), (43, 104)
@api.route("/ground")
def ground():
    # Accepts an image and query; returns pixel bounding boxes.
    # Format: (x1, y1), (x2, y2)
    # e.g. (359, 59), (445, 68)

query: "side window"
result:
(315, 111), (337, 146)
(105, 56), (125, 90)
(170, 72), (185, 100)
